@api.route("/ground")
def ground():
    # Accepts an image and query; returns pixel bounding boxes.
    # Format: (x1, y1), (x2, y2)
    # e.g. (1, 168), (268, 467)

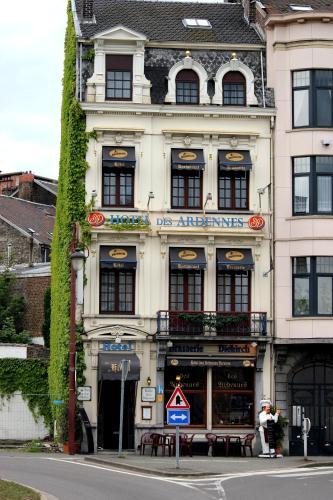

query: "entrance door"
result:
(97, 380), (136, 450)
(289, 362), (333, 455)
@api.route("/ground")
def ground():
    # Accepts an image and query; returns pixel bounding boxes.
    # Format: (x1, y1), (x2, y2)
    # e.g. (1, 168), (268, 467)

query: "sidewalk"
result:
(85, 452), (333, 477)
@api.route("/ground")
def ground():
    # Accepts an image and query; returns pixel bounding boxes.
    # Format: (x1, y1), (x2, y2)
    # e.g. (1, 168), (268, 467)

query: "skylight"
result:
(289, 4), (313, 11)
(183, 18), (212, 29)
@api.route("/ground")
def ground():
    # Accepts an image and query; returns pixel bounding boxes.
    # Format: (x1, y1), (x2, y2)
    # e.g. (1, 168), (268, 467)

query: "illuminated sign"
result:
(109, 149), (128, 159)
(108, 248), (128, 259)
(178, 151), (198, 161)
(225, 152), (244, 162)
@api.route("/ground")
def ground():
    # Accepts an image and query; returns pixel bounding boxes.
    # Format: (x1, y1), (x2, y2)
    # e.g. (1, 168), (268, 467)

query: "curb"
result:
(84, 457), (218, 477)
(0, 479), (58, 500)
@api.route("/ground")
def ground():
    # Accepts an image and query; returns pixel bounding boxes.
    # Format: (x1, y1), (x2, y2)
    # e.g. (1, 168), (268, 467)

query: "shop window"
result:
(106, 55), (133, 101)
(217, 271), (250, 312)
(293, 156), (333, 215)
(223, 71), (246, 106)
(164, 366), (206, 426)
(171, 170), (202, 209)
(100, 269), (135, 314)
(293, 256), (333, 316)
(218, 170), (249, 210)
(292, 70), (333, 128)
(212, 367), (254, 426)
(103, 167), (134, 207)
(176, 69), (199, 104)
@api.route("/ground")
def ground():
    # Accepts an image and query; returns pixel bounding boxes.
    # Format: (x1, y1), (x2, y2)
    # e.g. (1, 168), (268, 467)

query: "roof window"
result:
(183, 18), (212, 29)
(289, 4), (313, 11)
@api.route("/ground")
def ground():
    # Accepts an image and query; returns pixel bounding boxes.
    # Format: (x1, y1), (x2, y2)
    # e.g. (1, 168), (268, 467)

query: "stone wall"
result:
(0, 220), (45, 265)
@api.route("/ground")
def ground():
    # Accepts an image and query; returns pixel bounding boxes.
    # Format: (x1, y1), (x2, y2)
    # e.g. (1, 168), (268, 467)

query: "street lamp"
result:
(68, 246), (85, 455)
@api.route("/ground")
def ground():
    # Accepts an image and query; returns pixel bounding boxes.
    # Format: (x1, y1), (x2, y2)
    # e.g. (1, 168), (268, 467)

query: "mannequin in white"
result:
(258, 399), (280, 457)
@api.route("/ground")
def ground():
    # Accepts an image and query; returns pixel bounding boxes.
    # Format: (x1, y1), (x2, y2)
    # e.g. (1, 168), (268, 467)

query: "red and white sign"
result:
(87, 212), (105, 227)
(166, 387), (190, 409)
(248, 215), (265, 230)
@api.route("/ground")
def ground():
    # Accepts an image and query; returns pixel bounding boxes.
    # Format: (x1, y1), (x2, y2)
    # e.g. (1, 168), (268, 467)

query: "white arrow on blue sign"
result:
(167, 408), (190, 425)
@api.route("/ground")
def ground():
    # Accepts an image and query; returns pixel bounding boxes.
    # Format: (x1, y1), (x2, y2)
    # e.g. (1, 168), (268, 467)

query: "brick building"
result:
(0, 172), (57, 206)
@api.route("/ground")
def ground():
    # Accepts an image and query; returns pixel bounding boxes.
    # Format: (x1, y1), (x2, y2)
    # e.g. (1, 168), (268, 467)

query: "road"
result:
(0, 454), (332, 500)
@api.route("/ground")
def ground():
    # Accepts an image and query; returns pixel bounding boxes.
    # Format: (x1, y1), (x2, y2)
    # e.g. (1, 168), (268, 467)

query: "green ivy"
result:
(42, 287), (51, 348)
(49, 1), (88, 441)
(0, 359), (52, 431)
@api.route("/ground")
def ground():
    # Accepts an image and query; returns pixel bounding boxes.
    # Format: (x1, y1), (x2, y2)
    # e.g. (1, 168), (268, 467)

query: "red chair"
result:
(180, 433), (195, 457)
(151, 433), (172, 456)
(138, 432), (154, 455)
(240, 433), (255, 457)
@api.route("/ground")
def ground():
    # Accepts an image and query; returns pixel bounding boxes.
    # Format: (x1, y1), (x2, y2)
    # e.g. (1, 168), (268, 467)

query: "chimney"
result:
(18, 172), (34, 201)
(242, 0), (257, 24)
(83, 0), (94, 20)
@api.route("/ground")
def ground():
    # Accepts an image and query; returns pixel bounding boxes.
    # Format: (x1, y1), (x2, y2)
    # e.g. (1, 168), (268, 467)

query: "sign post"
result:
(166, 386), (190, 469)
(303, 417), (311, 461)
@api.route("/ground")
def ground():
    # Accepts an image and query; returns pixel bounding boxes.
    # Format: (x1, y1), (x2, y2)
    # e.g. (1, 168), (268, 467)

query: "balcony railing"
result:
(156, 310), (267, 337)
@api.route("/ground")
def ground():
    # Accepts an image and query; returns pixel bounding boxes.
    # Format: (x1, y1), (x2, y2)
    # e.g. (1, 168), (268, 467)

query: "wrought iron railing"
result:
(156, 310), (267, 337)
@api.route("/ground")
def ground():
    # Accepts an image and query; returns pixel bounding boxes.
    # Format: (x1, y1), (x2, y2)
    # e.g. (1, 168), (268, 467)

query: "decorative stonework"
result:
(212, 58), (258, 106)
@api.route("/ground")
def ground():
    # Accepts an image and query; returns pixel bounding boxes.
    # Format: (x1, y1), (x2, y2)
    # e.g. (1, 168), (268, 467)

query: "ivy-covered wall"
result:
(49, 1), (88, 440)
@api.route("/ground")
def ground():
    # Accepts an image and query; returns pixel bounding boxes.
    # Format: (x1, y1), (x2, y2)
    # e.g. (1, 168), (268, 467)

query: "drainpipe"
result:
(270, 115), (275, 402)
(260, 51), (266, 108)
(79, 42), (83, 102)
(28, 229), (35, 267)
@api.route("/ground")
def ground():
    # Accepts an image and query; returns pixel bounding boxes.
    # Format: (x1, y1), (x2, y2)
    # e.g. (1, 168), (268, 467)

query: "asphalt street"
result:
(0, 454), (332, 500)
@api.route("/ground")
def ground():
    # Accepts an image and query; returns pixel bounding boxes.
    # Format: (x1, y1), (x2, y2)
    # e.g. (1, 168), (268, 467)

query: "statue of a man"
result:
(258, 399), (280, 457)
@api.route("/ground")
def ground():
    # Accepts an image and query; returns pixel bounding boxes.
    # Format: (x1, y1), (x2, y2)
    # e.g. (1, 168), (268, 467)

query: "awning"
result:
(99, 353), (140, 381)
(167, 357), (255, 368)
(102, 146), (136, 168)
(171, 149), (205, 170)
(217, 249), (254, 271)
(170, 247), (207, 270)
(100, 246), (137, 269)
(218, 150), (252, 171)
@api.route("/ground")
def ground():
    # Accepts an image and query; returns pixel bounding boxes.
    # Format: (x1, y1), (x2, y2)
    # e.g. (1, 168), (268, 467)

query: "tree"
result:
(0, 270), (31, 344)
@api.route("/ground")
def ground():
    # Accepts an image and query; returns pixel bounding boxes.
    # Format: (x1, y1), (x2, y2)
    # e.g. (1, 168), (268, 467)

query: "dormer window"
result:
(106, 55), (132, 101)
(223, 71), (246, 106)
(176, 70), (199, 104)
(182, 18), (212, 29)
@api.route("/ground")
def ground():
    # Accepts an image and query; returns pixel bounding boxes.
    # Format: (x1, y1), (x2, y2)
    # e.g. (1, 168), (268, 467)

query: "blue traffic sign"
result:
(52, 400), (64, 405)
(167, 408), (190, 425)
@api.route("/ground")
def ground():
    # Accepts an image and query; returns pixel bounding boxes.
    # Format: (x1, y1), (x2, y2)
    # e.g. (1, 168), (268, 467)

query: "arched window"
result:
(223, 71), (246, 106)
(176, 70), (199, 104)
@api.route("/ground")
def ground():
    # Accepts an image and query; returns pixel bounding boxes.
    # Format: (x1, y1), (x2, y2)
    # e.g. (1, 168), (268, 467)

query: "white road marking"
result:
(267, 470), (333, 478)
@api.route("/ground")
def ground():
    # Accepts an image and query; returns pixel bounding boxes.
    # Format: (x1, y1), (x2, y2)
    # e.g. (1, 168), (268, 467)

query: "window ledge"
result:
(286, 128), (333, 133)
(286, 215), (333, 220)
(98, 207), (139, 212)
(287, 316), (333, 321)
(167, 209), (255, 214)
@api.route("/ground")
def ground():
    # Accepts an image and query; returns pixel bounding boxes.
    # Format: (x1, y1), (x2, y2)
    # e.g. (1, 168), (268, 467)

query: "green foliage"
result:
(0, 270), (26, 335)
(108, 222), (151, 232)
(25, 440), (43, 453)
(42, 287), (51, 348)
(177, 312), (248, 329)
(0, 359), (52, 431)
(0, 479), (40, 499)
(49, 1), (87, 441)
(0, 317), (31, 344)
(82, 48), (95, 62)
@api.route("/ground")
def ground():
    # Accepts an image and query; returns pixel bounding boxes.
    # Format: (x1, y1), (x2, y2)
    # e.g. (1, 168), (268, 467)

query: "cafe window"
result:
(223, 71), (246, 106)
(292, 70), (333, 128)
(164, 366), (206, 426)
(106, 55), (132, 101)
(293, 256), (333, 316)
(176, 69), (199, 104)
(218, 171), (249, 210)
(293, 156), (333, 215)
(212, 367), (254, 426)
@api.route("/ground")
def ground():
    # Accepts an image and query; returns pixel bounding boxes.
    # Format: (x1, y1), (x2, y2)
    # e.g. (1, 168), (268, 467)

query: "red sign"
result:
(166, 387), (190, 409)
(248, 215), (265, 230)
(87, 212), (105, 226)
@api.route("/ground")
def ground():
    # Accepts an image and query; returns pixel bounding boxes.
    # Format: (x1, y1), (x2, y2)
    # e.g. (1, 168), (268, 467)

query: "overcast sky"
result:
(0, 1), (67, 180)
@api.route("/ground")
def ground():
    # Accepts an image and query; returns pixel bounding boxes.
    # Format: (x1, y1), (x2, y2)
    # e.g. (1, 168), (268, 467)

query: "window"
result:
(293, 70), (333, 128)
(218, 170), (249, 210)
(171, 169), (202, 209)
(293, 257), (333, 316)
(176, 70), (199, 105)
(217, 271), (250, 313)
(100, 269), (135, 314)
(103, 167), (134, 207)
(106, 55), (132, 100)
(293, 156), (333, 215)
(223, 71), (246, 106)
(182, 18), (212, 29)
(169, 271), (203, 311)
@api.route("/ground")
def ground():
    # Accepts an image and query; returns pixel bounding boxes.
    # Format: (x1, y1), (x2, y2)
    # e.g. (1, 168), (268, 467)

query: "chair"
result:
(240, 433), (255, 457)
(180, 433), (195, 457)
(151, 433), (172, 456)
(205, 433), (218, 456)
(138, 432), (154, 455)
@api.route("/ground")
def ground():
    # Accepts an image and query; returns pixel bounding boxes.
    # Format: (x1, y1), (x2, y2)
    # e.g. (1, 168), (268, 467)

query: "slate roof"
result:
(75, 0), (263, 44)
(264, 0), (333, 14)
(0, 196), (55, 246)
(34, 179), (58, 196)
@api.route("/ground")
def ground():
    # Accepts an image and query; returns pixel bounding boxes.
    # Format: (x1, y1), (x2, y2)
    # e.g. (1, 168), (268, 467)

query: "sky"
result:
(0, 1), (68, 180)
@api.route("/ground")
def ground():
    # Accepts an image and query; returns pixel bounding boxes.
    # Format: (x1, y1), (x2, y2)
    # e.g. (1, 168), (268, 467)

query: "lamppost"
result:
(68, 246), (86, 455)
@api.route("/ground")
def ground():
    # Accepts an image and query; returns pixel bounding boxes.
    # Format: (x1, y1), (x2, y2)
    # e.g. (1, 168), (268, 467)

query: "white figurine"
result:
(258, 399), (280, 457)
